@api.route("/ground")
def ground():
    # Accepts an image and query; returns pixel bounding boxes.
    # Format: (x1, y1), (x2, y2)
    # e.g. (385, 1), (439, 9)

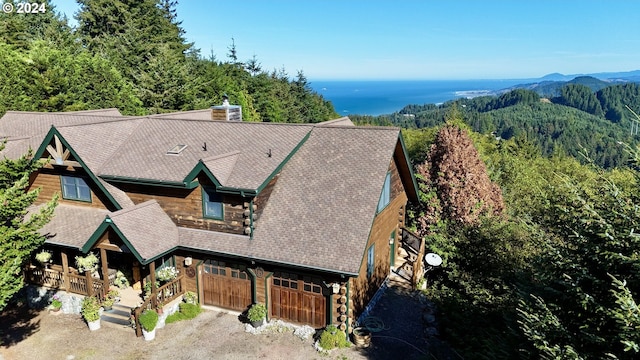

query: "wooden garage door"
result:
(270, 271), (326, 328)
(202, 260), (252, 311)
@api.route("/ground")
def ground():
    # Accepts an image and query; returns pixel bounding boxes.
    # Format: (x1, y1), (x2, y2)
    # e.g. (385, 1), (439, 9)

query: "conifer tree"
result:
(0, 146), (57, 310)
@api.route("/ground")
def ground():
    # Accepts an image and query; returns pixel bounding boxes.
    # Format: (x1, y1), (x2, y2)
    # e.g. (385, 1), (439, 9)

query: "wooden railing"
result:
(26, 267), (106, 298)
(133, 275), (186, 337)
(27, 267), (64, 288)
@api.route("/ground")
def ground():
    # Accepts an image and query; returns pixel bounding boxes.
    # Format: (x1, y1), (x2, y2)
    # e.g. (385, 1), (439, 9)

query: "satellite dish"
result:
(424, 253), (442, 267)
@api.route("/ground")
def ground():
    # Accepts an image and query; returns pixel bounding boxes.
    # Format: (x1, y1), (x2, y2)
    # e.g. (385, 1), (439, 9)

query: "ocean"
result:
(309, 79), (528, 116)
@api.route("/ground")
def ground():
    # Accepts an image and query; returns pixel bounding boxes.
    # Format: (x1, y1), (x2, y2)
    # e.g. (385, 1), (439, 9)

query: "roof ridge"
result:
(54, 117), (146, 129)
(313, 124), (401, 131)
(200, 150), (242, 162)
(146, 117), (315, 127)
(110, 199), (159, 218)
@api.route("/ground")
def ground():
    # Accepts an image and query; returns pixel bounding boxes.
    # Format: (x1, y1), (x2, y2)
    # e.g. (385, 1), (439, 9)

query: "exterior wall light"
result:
(184, 256), (193, 267)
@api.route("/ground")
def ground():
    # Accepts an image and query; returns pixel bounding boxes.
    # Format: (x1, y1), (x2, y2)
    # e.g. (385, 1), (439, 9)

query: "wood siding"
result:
(28, 167), (111, 210)
(350, 157), (408, 316)
(115, 177), (247, 235)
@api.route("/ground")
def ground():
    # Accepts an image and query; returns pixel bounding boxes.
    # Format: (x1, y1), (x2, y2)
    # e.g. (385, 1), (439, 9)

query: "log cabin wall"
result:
(350, 157), (407, 317)
(253, 174), (279, 221)
(28, 167), (111, 210)
(113, 175), (247, 235)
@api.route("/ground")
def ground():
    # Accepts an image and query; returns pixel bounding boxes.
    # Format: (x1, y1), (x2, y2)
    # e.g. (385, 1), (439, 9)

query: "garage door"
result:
(202, 260), (252, 311)
(270, 271), (326, 328)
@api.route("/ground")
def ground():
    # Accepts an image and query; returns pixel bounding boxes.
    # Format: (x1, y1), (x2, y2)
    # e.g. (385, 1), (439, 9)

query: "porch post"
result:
(100, 248), (109, 292)
(149, 262), (157, 309)
(61, 250), (70, 291)
(86, 271), (94, 296)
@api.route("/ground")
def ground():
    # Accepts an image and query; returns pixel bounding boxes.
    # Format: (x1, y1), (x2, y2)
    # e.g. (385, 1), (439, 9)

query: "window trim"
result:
(60, 175), (92, 202)
(201, 186), (224, 220)
(376, 172), (391, 213)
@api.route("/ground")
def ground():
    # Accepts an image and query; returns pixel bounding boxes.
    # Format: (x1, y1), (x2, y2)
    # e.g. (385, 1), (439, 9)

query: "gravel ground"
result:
(0, 282), (456, 360)
(0, 307), (368, 360)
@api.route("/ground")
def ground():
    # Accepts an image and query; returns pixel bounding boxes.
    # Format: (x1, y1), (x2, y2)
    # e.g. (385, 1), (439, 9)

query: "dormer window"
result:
(61, 175), (91, 202)
(202, 187), (223, 220)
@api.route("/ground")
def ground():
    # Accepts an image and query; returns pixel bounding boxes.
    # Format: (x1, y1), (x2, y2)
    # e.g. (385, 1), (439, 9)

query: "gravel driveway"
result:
(0, 282), (456, 360)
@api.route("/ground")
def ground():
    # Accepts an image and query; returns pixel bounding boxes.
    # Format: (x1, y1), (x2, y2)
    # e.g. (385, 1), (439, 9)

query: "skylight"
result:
(167, 144), (187, 155)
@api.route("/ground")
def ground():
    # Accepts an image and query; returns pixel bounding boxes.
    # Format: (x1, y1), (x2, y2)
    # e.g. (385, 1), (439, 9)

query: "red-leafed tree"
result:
(416, 123), (504, 233)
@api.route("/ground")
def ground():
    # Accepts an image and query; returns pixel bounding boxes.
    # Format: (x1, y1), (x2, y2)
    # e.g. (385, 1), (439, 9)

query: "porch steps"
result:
(101, 303), (133, 328)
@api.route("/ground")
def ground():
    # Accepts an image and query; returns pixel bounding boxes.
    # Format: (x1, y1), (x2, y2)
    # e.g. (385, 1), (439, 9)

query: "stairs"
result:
(101, 303), (133, 328)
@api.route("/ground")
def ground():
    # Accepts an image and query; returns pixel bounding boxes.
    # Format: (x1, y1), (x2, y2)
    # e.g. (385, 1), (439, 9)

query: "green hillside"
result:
(354, 84), (640, 168)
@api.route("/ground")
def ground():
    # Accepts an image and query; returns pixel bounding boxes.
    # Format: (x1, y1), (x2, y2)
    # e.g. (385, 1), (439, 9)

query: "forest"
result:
(353, 81), (640, 169)
(2, 1), (640, 359)
(0, 0), (338, 122)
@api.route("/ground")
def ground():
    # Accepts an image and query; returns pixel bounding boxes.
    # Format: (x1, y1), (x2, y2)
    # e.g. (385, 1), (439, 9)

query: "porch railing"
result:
(133, 275), (186, 337)
(26, 266), (106, 298)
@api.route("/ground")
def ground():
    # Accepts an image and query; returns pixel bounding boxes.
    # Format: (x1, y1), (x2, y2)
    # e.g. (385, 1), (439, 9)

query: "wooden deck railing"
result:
(26, 267), (106, 298)
(133, 275), (186, 337)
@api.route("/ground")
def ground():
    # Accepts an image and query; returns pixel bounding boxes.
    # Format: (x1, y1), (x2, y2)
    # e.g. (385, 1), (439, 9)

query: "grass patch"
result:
(165, 302), (201, 324)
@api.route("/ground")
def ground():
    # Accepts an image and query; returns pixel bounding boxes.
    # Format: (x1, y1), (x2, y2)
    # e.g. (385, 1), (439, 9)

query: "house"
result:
(1, 104), (419, 334)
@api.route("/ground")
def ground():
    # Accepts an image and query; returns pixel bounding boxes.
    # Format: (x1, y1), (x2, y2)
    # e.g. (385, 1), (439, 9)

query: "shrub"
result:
(247, 303), (267, 322)
(318, 325), (350, 350)
(114, 270), (130, 289)
(139, 309), (158, 332)
(165, 302), (201, 324)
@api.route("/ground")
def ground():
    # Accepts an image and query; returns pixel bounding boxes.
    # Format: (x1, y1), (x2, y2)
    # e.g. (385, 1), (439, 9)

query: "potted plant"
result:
(156, 266), (178, 283)
(81, 296), (101, 331)
(35, 250), (52, 266)
(75, 253), (99, 276)
(49, 294), (62, 312)
(102, 289), (119, 311)
(139, 309), (159, 341)
(183, 291), (198, 305)
(247, 303), (267, 328)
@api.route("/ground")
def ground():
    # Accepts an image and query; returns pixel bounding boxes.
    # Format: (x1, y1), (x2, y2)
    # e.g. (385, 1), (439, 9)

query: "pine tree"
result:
(0, 146), (57, 310)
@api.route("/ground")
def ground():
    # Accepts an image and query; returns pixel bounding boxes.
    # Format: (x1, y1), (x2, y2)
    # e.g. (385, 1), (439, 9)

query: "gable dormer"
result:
(30, 127), (126, 211)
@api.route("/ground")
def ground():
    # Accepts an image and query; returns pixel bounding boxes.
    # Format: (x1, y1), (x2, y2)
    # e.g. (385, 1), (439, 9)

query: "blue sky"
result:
(51, 0), (640, 80)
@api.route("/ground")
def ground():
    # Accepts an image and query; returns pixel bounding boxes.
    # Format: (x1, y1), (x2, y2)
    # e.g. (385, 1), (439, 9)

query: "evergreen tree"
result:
(0, 146), (57, 310)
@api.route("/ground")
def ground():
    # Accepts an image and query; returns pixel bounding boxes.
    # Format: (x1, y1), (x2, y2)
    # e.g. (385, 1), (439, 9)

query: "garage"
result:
(270, 271), (327, 328)
(201, 259), (252, 311)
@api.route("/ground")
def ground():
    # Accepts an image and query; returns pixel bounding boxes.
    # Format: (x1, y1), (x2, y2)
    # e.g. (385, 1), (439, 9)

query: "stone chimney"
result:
(211, 94), (242, 121)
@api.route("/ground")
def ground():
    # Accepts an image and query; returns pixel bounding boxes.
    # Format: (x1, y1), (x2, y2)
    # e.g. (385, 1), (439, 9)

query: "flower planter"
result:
(352, 327), (371, 348)
(250, 318), (265, 328)
(87, 319), (101, 331)
(142, 328), (156, 341)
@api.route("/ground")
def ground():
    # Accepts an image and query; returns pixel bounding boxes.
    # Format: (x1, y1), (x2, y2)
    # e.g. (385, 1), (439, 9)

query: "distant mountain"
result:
(539, 70), (640, 82)
(500, 72), (639, 98)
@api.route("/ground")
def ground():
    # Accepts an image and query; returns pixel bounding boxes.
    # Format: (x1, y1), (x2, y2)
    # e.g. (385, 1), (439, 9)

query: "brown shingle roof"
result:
(35, 204), (109, 249)
(108, 200), (179, 262)
(249, 126), (401, 274)
(99, 119), (311, 189)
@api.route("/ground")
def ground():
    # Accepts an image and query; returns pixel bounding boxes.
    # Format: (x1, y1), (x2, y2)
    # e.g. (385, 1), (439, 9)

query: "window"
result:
(203, 260), (226, 275)
(61, 175), (91, 201)
(203, 187), (223, 219)
(367, 245), (375, 279)
(377, 172), (391, 212)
